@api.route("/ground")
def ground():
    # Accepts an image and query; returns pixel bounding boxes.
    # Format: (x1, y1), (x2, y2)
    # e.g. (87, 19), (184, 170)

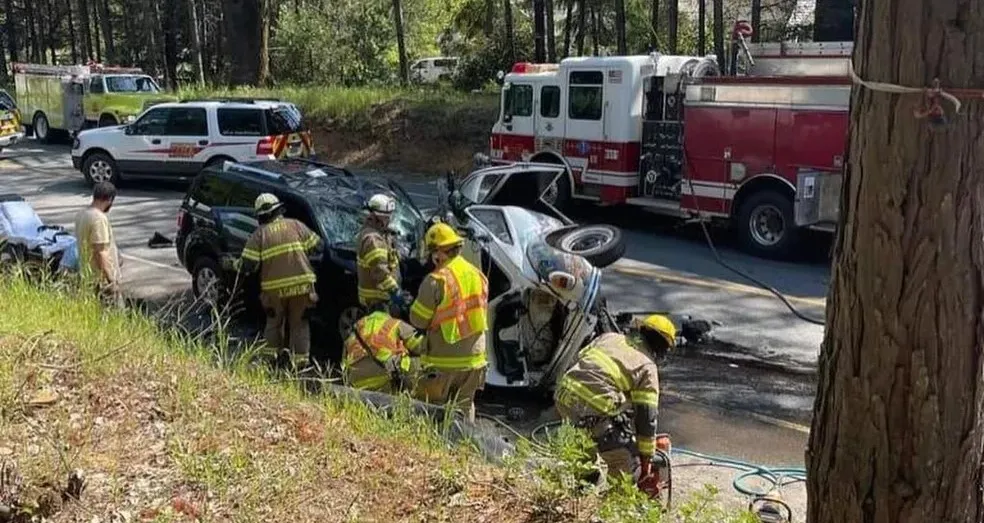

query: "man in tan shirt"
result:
(73, 182), (122, 306)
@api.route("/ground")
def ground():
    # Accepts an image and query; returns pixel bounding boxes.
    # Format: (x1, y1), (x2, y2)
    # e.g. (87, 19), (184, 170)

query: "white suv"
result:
(71, 99), (314, 185)
(410, 57), (458, 84)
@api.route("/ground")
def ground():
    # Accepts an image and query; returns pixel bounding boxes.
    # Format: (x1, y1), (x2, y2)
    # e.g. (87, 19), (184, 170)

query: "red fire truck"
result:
(480, 37), (851, 259)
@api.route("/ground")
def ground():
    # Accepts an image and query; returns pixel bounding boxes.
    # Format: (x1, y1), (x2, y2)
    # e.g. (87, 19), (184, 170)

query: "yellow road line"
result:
(663, 390), (812, 435)
(611, 264), (827, 308)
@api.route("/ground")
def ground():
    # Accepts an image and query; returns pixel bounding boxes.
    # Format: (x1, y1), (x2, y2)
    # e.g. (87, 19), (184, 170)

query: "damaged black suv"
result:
(175, 158), (429, 363)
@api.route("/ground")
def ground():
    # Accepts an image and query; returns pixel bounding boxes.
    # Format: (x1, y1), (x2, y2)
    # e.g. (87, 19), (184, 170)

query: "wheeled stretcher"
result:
(0, 194), (78, 272)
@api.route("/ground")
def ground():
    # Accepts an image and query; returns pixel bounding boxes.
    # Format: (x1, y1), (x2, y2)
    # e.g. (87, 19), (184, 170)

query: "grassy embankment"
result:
(0, 274), (756, 522)
(179, 86), (500, 176)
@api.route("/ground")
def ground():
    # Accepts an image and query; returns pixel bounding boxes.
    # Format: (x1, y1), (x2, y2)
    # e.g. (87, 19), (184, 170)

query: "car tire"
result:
(82, 152), (121, 186)
(736, 190), (800, 260)
(33, 113), (51, 144)
(547, 224), (626, 268)
(191, 256), (228, 306)
(98, 115), (118, 127)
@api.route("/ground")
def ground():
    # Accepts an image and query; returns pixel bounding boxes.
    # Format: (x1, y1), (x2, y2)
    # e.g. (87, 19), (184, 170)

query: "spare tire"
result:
(547, 224), (626, 268)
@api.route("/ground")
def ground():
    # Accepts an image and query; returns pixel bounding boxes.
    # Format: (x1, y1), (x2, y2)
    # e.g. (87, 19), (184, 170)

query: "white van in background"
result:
(410, 57), (459, 84)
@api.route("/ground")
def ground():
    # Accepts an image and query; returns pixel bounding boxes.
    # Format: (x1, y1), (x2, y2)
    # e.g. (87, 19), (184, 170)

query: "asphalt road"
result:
(1, 140), (819, 513)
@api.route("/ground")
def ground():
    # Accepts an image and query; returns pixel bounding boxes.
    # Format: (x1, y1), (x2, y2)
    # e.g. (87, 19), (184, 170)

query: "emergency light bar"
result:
(511, 62), (559, 74)
(12, 62), (145, 76)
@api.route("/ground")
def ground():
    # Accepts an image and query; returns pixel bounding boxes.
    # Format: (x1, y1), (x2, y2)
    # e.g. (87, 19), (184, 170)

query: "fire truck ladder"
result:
(11, 63), (90, 76)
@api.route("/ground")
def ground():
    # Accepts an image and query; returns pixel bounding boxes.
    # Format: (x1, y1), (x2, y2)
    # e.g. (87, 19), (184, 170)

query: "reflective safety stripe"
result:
(358, 287), (390, 304)
(352, 374), (391, 390)
(430, 257), (488, 344)
(405, 333), (423, 352)
(378, 276), (398, 291)
(242, 248), (261, 261)
(420, 352), (487, 370)
(358, 247), (389, 267)
(260, 240), (309, 261)
(343, 313), (407, 367)
(410, 300), (435, 321)
(261, 273), (316, 292)
(637, 436), (655, 456)
(302, 233), (320, 250)
(630, 389), (659, 407)
(583, 348), (632, 392)
(557, 375), (618, 416)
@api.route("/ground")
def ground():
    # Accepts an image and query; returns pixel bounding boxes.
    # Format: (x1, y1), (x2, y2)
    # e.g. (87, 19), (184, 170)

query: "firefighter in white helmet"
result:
(554, 314), (676, 494)
(357, 193), (407, 310)
(238, 193), (323, 371)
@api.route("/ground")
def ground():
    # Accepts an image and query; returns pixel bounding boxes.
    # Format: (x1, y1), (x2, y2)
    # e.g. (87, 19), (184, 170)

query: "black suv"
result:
(175, 158), (429, 363)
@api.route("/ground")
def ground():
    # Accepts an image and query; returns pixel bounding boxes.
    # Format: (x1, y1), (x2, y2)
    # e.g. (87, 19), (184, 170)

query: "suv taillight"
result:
(256, 136), (275, 156)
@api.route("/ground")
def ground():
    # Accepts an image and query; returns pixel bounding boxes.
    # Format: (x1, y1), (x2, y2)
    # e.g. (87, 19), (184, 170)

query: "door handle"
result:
(151, 139), (161, 145)
(198, 140), (209, 146)
(505, 124), (513, 131)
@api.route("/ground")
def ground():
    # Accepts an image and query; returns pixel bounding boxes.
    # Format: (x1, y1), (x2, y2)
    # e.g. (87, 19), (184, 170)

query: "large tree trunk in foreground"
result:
(503, 0), (515, 62)
(392, 0), (409, 85)
(666, 0), (677, 54)
(222, 0), (262, 85)
(806, 0), (984, 522)
(614, 0), (626, 55)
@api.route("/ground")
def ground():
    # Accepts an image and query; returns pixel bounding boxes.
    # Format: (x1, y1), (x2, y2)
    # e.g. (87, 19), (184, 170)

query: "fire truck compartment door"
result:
(62, 80), (85, 132)
(535, 82), (564, 152)
(794, 170), (842, 227)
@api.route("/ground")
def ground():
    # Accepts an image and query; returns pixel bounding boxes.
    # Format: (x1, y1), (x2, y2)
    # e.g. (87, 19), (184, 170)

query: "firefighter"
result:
(409, 222), (489, 423)
(238, 193), (323, 371)
(356, 193), (405, 309)
(553, 314), (676, 492)
(341, 303), (424, 394)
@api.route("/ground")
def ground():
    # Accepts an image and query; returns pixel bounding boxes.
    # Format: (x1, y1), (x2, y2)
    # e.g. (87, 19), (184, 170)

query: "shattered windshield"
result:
(525, 241), (592, 283)
(311, 191), (421, 251)
(105, 75), (160, 93)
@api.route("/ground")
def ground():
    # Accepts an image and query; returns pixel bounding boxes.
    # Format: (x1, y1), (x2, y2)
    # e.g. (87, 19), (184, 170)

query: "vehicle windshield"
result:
(525, 241), (592, 284)
(105, 75), (160, 93)
(311, 191), (422, 251)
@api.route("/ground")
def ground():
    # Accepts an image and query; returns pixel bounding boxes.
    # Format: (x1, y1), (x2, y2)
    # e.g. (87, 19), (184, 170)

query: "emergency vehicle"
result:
(482, 36), (850, 259)
(13, 62), (175, 143)
(0, 89), (24, 152)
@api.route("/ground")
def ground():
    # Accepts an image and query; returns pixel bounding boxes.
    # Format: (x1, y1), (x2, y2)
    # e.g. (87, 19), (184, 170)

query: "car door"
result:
(165, 106), (211, 178)
(212, 178), (263, 306)
(116, 106), (171, 174)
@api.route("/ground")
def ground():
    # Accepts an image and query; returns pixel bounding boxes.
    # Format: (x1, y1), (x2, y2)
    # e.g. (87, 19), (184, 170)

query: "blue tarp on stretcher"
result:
(0, 198), (79, 271)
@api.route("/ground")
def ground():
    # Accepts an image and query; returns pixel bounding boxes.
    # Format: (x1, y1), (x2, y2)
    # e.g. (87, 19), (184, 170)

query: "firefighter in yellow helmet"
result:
(342, 301), (425, 393)
(356, 193), (406, 309)
(553, 314), (677, 488)
(238, 193), (323, 371)
(408, 222), (489, 422)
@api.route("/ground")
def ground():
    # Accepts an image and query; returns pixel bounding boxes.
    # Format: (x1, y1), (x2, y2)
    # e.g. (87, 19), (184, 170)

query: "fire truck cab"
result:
(486, 40), (850, 259)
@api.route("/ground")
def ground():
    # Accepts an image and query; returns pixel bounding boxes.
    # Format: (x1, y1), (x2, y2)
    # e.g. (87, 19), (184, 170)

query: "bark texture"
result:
(667, 0), (677, 53)
(222, 0), (262, 85)
(806, 1), (984, 522)
(392, 0), (408, 85)
(614, 0), (626, 55)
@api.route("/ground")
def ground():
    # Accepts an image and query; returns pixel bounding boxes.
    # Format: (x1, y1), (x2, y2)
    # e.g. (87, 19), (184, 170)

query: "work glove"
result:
(636, 459), (662, 499)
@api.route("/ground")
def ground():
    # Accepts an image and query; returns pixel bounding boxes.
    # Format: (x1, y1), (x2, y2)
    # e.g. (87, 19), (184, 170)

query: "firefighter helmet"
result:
(367, 193), (396, 215)
(639, 314), (677, 351)
(254, 193), (283, 216)
(425, 222), (464, 251)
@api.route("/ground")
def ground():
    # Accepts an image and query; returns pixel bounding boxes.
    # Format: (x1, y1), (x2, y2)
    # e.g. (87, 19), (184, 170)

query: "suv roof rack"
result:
(220, 161), (287, 183)
(179, 97), (285, 104)
(279, 157), (354, 177)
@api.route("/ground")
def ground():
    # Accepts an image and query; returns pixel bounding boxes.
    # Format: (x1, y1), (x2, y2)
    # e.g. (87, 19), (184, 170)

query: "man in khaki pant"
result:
(409, 222), (489, 422)
(238, 193), (323, 371)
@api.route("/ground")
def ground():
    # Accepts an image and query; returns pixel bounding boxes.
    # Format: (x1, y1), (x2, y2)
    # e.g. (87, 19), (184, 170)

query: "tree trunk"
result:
(533, 0), (546, 62)
(750, 0), (761, 42)
(814, 0), (854, 41)
(574, 0), (585, 56)
(503, 0), (515, 62)
(66, 0), (79, 63)
(258, 0), (271, 85)
(99, 0), (114, 62)
(545, 0), (556, 62)
(806, 0), (984, 522)
(4, 0), (16, 63)
(392, 0), (409, 85)
(614, 0), (626, 55)
(667, 0), (677, 54)
(712, 0), (722, 72)
(163, 0), (179, 88)
(188, 0), (206, 86)
(561, 0), (572, 57)
(222, 0), (262, 85)
(78, 0), (92, 60)
(697, 0), (705, 55)
(45, 0), (58, 64)
(649, 0), (658, 50)
(26, 0), (39, 62)
(91, 0), (101, 62)
(590, 3), (598, 55)
(484, 0), (494, 35)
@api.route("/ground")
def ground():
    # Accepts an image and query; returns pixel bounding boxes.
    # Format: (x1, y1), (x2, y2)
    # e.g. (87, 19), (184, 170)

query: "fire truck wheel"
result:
(33, 113), (51, 144)
(736, 190), (800, 259)
(548, 224), (626, 268)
